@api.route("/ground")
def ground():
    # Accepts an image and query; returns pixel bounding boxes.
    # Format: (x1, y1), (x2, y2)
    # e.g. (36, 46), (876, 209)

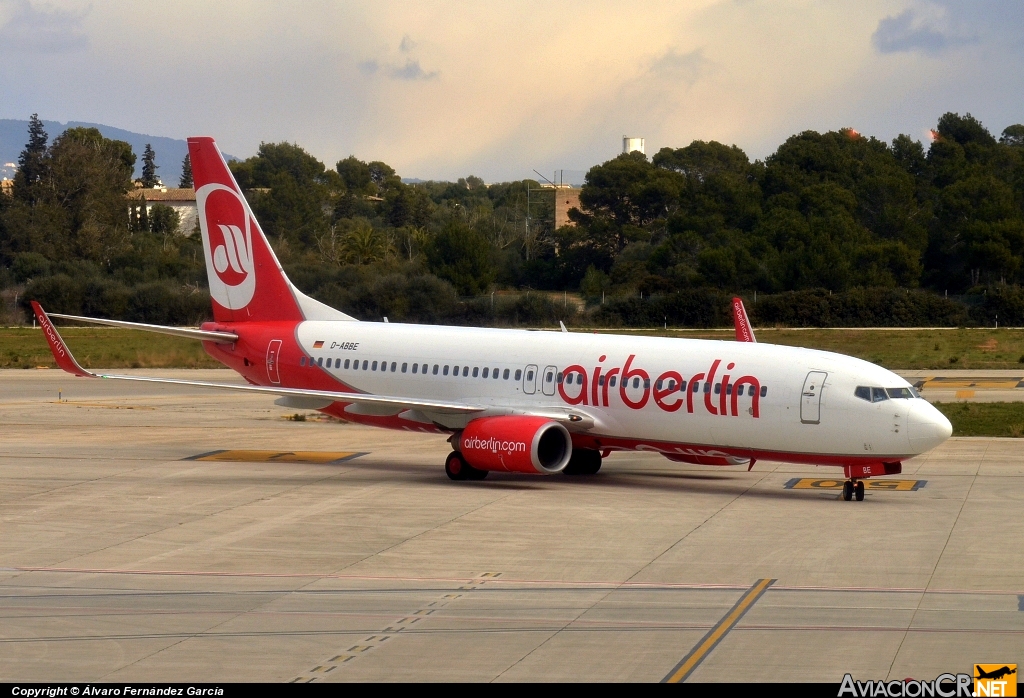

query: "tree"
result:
(140, 144), (159, 187)
(229, 142), (332, 246)
(3, 127), (136, 262)
(336, 156), (371, 193)
(179, 154), (193, 188)
(653, 141), (749, 181)
(891, 134), (927, 176)
(579, 152), (680, 229)
(14, 114), (48, 203)
(936, 112), (996, 148)
(425, 220), (495, 295)
(1000, 125), (1024, 148)
(933, 175), (1024, 286)
(368, 161), (399, 192)
(384, 183), (433, 228)
(149, 204), (179, 237)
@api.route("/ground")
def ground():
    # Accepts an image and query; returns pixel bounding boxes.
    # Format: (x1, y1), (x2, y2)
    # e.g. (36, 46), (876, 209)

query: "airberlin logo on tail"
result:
(557, 354), (763, 418)
(213, 224), (251, 279)
(196, 183), (256, 310)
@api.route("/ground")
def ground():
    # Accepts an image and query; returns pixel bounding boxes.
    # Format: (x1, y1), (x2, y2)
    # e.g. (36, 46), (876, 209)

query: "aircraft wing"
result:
(48, 312), (238, 343)
(30, 302), (592, 426)
(731, 297), (756, 343)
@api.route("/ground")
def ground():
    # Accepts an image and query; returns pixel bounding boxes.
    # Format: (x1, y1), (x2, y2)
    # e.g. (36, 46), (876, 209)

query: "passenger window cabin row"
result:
(299, 355), (522, 381)
(295, 354), (769, 399)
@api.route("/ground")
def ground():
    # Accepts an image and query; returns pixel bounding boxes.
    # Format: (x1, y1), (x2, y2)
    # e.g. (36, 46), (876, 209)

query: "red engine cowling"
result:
(459, 416), (572, 474)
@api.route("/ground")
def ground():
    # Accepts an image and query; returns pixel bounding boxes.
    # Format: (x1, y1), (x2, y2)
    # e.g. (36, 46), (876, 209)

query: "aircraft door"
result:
(523, 364), (538, 395)
(541, 365), (557, 396)
(800, 371), (827, 424)
(266, 339), (283, 384)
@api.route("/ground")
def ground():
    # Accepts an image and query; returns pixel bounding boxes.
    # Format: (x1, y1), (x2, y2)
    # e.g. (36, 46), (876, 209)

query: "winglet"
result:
(30, 301), (96, 377)
(732, 297), (756, 343)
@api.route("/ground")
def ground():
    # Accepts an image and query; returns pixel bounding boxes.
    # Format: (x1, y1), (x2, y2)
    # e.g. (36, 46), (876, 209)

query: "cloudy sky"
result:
(1, 0), (1021, 182)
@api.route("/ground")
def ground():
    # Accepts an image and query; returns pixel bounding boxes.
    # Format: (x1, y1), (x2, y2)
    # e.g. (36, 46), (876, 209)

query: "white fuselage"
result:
(291, 322), (951, 462)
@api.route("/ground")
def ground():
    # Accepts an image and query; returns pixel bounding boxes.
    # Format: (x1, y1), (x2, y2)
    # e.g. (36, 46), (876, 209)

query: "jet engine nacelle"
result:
(459, 416), (572, 474)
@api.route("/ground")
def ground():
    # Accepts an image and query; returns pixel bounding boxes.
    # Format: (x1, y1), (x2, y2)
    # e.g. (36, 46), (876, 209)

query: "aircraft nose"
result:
(908, 400), (953, 452)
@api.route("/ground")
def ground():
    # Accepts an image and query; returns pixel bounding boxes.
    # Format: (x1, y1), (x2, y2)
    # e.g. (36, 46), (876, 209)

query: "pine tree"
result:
(14, 114), (48, 203)
(179, 153), (193, 188)
(140, 144), (159, 187)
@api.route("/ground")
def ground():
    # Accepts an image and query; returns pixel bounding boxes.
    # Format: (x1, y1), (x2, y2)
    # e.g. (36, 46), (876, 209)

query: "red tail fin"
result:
(187, 137), (354, 324)
(732, 297), (756, 343)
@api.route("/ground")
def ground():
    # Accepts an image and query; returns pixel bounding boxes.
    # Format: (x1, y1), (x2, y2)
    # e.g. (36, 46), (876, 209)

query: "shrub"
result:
(23, 274), (84, 314)
(12, 252), (51, 282)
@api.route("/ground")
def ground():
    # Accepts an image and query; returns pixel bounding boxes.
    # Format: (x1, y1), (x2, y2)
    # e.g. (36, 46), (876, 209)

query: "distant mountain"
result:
(0, 119), (238, 182)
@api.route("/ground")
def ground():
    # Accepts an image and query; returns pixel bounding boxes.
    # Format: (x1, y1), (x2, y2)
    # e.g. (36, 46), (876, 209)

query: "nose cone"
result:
(908, 400), (953, 453)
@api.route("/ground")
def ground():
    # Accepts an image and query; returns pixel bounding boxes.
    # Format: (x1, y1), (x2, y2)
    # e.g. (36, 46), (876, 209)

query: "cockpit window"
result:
(858, 386), (919, 401)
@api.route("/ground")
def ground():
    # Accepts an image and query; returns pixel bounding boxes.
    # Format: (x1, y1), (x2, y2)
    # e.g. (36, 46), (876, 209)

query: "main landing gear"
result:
(842, 480), (865, 501)
(445, 451), (488, 481)
(562, 448), (602, 476)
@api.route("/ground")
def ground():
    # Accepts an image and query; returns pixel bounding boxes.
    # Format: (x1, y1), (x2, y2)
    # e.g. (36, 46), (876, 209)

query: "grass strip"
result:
(0, 327), (219, 369)
(932, 402), (1024, 437)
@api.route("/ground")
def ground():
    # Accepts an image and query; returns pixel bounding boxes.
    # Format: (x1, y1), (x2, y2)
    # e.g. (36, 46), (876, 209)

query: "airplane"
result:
(30, 137), (953, 502)
(975, 667), (1016, 681)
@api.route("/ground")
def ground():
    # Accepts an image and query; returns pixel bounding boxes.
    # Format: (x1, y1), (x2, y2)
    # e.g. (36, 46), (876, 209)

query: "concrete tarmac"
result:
(1, 369), (1022, 683)
(898, 370), (1024, 403)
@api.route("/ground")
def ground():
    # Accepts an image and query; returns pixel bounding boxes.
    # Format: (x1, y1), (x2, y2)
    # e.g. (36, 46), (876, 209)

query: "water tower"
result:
(622, 136), (645, 155)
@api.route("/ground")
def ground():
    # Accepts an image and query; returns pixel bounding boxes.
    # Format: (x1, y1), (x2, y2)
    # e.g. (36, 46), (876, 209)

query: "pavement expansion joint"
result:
(290, 573), (501, 682)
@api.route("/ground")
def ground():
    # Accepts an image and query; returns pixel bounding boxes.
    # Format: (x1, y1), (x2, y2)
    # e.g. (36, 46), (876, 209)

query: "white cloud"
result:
(0, 1), (1021, 181)
(649, 48), (709, 86)
(387, 59), (438, 81)
(0, 0), (88, 53)
(873, 4), (974, 54)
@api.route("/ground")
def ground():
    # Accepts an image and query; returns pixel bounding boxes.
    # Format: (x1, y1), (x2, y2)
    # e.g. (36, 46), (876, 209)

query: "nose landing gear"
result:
(842, 480), (866, 501)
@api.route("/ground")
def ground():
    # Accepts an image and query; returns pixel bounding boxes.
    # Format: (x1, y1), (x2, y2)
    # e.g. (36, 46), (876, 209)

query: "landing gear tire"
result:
(445, 451), (488, 481)
(842, 480), (854, 501)
(563, 448), (602, 476)
(445, 452), (466, 481)
(854, 480), (865, 501)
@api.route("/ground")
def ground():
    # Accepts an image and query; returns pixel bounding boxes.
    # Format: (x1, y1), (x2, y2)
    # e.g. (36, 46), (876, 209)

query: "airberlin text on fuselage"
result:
(557, 354), (762, 418)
